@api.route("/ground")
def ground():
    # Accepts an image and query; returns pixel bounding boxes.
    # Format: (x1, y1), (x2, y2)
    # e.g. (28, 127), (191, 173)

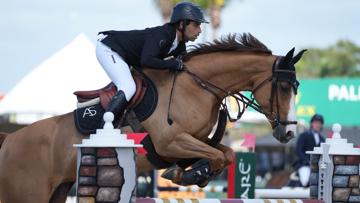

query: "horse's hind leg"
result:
(136, 154), (156, 172)
(0, 132), (7, 147)
(49, 182), (75, 203)
(0, 166), (70, 203)
(0, 181), (51, 203)
(0, 138), (53, 203)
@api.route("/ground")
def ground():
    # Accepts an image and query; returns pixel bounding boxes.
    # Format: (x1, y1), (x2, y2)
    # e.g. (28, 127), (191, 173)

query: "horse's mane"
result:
(183, 33), (272, 61)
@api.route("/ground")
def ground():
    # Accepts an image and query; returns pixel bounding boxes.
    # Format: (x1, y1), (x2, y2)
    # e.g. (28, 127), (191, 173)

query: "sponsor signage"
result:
(226, 78), (360, 127)
(296, 78), (360, 126)
(228, 152), (256, 198)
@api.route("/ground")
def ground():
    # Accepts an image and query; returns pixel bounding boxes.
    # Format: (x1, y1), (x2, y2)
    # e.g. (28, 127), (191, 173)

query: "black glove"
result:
(174, 58), (184, 71)
(172, 56), (184, 71)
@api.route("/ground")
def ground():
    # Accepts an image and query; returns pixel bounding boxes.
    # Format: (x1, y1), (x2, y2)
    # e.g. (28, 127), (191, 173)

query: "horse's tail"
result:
(0, 132), (8, 148)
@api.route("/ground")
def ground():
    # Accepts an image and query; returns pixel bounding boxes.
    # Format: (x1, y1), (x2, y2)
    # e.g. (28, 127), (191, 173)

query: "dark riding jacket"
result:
(293, 130), (325, 169)
(99, 23), (186, 70)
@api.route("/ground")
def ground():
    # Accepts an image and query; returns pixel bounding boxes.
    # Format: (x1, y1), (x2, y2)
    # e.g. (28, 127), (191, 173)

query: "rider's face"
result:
(184, 21), (202, 41)
(311, 120), (323, 132)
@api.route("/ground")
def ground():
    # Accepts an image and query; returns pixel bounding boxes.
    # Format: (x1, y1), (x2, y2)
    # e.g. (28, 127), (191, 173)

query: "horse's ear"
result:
(285, 47), (295, 59)
(292, 49), (307, 64)
(282, 47), (295, 67)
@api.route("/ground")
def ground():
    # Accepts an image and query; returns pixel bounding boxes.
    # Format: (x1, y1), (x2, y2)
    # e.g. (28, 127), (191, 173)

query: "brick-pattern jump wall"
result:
(77, 147), (124, 203)
(310, 155), (360, 202)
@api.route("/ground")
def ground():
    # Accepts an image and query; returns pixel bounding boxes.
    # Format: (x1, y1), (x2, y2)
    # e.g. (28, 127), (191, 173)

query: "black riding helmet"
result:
(310, 114), (324, 124)
(170, 2), (209, 24)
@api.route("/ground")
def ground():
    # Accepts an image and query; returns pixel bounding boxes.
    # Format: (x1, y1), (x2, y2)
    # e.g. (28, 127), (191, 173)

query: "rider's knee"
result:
(128, 80), (136, 95)
(117, 79), (136, 101)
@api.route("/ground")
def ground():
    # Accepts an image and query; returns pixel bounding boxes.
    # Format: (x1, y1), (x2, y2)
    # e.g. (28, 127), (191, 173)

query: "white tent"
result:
(0, 34), (110, 124)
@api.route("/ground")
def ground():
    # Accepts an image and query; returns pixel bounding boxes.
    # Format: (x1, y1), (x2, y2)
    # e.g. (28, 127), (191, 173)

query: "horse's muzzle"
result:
(273, 124), (295, 143)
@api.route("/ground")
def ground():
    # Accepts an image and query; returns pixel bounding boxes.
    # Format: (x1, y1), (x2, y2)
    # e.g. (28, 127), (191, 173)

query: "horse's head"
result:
(183, 34), (306, 143)
(252, 48), (306, 143)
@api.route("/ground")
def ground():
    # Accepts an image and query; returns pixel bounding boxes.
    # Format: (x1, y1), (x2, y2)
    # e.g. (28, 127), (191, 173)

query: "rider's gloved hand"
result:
(173, 55), (184, 71)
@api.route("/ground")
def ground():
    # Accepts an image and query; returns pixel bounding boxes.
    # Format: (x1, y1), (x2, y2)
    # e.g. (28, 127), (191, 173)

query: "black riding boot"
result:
(102, 90), (128, 127)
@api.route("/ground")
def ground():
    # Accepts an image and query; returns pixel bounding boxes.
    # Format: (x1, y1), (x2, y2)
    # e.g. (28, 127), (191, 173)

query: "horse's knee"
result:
(216, 144), (234, 165)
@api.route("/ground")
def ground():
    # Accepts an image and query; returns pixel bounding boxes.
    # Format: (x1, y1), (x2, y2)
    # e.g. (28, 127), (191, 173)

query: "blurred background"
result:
(1, 0), (360, 199)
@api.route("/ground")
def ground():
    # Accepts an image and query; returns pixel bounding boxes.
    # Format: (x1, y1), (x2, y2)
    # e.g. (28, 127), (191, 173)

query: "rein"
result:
(183, 68), (262, 122)
(180, 56), (298, 128)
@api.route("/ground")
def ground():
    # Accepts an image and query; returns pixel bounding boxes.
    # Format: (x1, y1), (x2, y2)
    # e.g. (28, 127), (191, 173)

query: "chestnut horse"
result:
(0, 33), (305, 203)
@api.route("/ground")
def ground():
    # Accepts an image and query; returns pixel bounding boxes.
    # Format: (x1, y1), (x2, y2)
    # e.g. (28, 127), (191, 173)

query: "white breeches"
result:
(298, 166), (311, 186)
(96, 40), (136, 101)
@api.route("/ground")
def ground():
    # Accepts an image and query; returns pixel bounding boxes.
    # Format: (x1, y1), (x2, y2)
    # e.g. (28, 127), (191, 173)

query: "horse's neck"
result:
(186, 53), (275, 94)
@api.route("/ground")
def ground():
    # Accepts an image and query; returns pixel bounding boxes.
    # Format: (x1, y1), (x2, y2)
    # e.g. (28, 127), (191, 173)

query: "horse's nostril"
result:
(272, 125), (296, 144)
(286, 131), (295, 142)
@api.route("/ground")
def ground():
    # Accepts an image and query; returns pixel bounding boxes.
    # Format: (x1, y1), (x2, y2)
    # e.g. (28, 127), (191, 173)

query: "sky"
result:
(0, 0), (359, 94)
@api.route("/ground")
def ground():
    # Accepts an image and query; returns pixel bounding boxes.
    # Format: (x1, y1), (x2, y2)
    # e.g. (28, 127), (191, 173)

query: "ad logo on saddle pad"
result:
(83, 106), (97, 118)
(74, 104), (105, 134)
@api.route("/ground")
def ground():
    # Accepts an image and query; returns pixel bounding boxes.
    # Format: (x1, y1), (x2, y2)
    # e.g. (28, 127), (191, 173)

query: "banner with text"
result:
(297, 78), (360, 127)
(226, 78), (360, 127)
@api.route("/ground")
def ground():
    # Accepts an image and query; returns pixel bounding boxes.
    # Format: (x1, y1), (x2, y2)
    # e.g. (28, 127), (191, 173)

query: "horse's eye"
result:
(279, 82), (291, 94)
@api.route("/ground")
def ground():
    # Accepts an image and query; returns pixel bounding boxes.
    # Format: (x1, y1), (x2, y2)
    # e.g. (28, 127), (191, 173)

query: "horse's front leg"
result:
(149, 131), (225, 187)
(183, 144), (234, 187)
(153, 132), (226, 173)
(136, 154), (156, 173)
(216, 143), (234, 167)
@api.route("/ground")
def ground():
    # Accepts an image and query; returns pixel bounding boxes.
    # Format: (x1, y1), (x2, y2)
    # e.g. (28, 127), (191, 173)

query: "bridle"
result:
(181, 56), (299, 128)
(251, 56), (299, 127)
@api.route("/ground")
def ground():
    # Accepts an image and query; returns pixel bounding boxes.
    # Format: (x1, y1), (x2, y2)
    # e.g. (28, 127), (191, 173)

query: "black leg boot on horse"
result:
(102, 90), (128, 127)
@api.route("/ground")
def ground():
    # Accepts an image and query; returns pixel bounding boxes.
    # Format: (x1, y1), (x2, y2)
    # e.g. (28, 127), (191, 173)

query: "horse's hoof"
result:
(161, 165), (184, 183)
(197, 180), (209, 188)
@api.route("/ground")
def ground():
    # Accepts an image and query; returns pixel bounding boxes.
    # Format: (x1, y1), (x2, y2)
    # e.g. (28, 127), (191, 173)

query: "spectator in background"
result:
(292, 114), (325, 187)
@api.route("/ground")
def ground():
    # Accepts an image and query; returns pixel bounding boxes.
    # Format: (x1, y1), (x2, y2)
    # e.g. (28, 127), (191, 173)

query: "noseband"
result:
(182, 56), (299, 128)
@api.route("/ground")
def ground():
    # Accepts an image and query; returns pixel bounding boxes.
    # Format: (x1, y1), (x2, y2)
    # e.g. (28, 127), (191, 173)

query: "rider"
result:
(96, 2), (208, 119)
(292, 114), (325, 187)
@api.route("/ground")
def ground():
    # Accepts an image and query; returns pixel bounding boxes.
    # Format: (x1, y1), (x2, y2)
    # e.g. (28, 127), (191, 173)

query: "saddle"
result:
(73, 70), (158, 135)
(74, 72), (147, 109)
